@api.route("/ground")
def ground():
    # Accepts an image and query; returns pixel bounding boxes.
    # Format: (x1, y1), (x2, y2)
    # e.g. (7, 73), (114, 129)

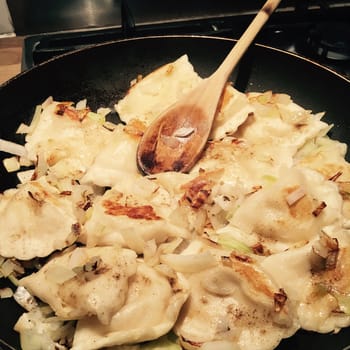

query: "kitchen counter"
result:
(0, 36), (23, 85)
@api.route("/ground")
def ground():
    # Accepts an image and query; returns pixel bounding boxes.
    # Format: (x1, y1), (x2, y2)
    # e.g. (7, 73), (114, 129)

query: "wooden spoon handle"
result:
(136, 0), (282, 175)
(214, 0), (283, 82)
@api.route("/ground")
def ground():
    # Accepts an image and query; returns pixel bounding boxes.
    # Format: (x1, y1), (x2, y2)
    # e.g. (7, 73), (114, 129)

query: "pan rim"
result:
(1, 34), (349, 89)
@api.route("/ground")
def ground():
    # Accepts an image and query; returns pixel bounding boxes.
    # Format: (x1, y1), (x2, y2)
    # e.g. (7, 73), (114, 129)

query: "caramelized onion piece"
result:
(311, 231), (339, 272)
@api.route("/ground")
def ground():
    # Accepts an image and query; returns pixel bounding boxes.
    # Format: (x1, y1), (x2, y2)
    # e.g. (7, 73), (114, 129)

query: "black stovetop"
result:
(13, 0), (350, 79)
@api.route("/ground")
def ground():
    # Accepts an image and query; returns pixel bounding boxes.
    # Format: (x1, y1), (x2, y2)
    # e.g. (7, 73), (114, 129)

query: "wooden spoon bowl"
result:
(137, 0), (282, 175)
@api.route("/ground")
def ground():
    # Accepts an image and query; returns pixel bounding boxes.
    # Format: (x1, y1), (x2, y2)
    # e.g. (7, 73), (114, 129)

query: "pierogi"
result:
(0, 55), (350, 350)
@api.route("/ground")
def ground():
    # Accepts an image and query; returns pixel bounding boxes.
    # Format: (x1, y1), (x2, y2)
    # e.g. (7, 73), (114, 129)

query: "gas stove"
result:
(16, 0), (350, 79)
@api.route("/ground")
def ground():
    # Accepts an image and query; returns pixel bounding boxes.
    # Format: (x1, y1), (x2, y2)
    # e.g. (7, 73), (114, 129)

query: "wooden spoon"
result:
(137, 0), (282, 175)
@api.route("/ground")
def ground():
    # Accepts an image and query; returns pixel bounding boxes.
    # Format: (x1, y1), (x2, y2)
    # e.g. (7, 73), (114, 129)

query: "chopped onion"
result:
(159, 237), (183, 254)
(0, 287), (13, 299)
(13, 286), (38, 311)
(16, 105), (43, 134)
(41, 96), (53, 109)
(262, 174), (277, 184)
(286, 187), (305, 206)
(17, 169), (35, 184)
(25, 104), (43, 135)
(314, 111), (326, 121)
(82, 256), (101, 272)
(173, 127), (195, 138)
(76, 99), (87, 110)
(214, 194), (234, 212)
(97, 107), (112, 117)
(312, 201), (327, 217)
(312, 231), (339, 271)
(68, 248), (88, 269)
(0, 138), (27, 157)
(217, 234), (252, 254)
(256, 91), (272, 105)
(160, 252), (218, 273)
(274, 93), (291, 105)
(87, 111), (106, 124)
(16, 123), (30, 134)
(8, 274), (20, 286)
(144, 237), (184, 267)
(337, 182), (350, 199)
(36, 151), (48, 178)
(154, 263), (177, 279)
(19, 156), (33, 167)
(0, 258), (24, 277)
(2, 156), (20, 172)
(143, 239), (158, 266)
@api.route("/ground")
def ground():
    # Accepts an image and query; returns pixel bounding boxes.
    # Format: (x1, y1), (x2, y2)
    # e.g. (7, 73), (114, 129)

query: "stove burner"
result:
(305, 21), (350, 62)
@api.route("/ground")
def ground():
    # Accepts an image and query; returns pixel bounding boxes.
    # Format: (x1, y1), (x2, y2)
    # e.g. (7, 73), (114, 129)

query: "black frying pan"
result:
(0, 35), (350, 350)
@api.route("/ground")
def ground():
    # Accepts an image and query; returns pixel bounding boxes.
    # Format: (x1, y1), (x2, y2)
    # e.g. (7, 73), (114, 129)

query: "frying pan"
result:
(0, 35), (350, 350)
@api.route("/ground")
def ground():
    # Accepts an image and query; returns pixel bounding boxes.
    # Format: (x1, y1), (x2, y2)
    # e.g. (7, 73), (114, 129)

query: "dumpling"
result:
(173, 249), (298, 350)
(82, 181), (189, 253)
(295, 135), (350, 219)
(192, 134), (296, 190)
(71, 261), (189, 350)
(239, 91), (329, 150)
(261, 232), (350, 333)
(24, 100), (114, 180)
(209, 84), (253, 140)
(115, 55), (251, 139)
(115, 54), (202, 126)
(19, 246), (138, 325)
(229, 167), (342, 252)
(295, 135), (350, 180)
(260, 242), (314, 303)
(0, 177), (79, 260)
(298, 245), (350, 333)
(80, 124), (140, 188)
(193, 92), (329, 190)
